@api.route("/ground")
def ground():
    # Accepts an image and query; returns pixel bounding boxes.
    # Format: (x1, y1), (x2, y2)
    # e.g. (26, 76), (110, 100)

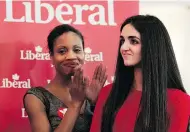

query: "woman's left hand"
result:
(85, 64), (107, 104)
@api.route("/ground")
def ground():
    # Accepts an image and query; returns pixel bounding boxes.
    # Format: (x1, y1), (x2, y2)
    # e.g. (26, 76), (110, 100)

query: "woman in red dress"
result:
(90, 15), (190, 132)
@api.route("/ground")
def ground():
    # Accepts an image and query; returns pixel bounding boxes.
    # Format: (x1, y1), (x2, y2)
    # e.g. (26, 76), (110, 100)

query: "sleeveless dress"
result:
(23, 87), (94, 132)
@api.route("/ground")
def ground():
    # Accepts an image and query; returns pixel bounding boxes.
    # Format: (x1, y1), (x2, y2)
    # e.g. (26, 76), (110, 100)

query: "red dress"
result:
(90, 84), (190, 132)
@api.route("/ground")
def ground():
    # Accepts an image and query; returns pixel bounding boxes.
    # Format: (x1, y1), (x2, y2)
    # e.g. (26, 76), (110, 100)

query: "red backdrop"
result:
(0, 0), (139, 131)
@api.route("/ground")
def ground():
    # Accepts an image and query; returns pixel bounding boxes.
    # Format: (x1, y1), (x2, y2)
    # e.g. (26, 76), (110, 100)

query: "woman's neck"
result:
(133, 68), (142, 91)
(48, 73), (71, 90)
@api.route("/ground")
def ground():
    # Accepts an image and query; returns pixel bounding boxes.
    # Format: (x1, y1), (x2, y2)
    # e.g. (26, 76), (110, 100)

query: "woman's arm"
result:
(24, 94), (82, 132)
(168, 90), (190, 132)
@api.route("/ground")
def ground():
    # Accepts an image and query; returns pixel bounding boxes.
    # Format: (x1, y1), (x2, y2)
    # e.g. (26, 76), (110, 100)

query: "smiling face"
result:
(120, 24), (142, 67)
(51, 31), (85, 76)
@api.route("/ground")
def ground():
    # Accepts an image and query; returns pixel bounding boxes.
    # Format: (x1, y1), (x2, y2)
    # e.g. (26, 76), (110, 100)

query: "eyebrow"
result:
(73, 45), (82, 48)
(56, 45), (66, 48)
(120, 35), (140, 40)
(56, 44), (82, 48)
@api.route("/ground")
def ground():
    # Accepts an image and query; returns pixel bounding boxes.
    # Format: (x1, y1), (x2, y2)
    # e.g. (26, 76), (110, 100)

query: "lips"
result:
(62, 62), (79, 68)
(121, 50), (132, 55)
(122, 54), (131, 58)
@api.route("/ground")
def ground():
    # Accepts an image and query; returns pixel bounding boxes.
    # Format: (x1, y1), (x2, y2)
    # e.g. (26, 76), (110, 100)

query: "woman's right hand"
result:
(69, 69), (89, 108)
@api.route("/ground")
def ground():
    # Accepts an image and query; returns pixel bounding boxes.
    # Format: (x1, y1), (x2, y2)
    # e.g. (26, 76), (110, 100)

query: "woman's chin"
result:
(123, 61), (140, 67)
(124, 62), (133, 66)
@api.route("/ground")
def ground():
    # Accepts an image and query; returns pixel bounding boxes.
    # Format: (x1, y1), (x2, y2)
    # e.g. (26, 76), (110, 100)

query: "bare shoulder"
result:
(24, 93), (45, 112)
(23, 93), (51, 132)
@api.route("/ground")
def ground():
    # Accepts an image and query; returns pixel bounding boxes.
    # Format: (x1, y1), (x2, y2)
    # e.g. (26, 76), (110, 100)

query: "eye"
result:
(120, 37), (125, 45)
(74, 48), (82, 53)
(129, 38), (139, 45)
(58, 48), (67, 54)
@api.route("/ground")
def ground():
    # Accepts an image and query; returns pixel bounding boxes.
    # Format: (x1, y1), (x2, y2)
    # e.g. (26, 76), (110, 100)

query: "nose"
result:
(121, 41), (130, 51)
(65, 50), (76, 60)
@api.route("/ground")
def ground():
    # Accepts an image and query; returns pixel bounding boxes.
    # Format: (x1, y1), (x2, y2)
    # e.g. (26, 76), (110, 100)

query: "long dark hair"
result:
(101, 15), (188, 132)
